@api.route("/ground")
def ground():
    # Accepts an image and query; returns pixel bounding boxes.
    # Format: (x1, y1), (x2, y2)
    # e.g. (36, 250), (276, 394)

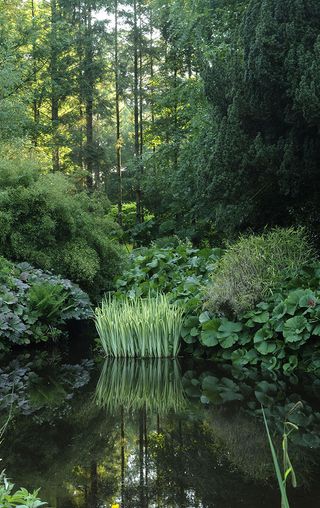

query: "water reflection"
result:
(96, 359), (186, 413)
(1, 352), (320, 507)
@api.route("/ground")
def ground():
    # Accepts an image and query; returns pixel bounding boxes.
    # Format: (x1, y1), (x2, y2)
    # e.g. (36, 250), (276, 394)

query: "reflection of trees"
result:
(2, 354), (320, 507)
(1, 386), (121, 507)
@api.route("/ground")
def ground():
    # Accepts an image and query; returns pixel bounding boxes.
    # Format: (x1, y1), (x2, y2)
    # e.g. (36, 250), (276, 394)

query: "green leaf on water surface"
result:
(312, 323), (320, 336)
(283, 355), (298, 374)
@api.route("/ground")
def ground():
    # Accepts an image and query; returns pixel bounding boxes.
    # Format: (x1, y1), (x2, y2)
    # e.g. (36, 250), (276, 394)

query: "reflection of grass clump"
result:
(95, 359), (186, 413)
(95, 294), (183, 357)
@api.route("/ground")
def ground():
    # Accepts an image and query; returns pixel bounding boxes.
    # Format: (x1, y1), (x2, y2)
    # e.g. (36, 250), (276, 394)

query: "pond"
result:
(1, 327), (320, 508)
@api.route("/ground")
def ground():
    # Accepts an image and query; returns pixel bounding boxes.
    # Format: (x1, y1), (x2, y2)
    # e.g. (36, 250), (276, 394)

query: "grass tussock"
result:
(95, 358), (186, 413)
(95, 294), (184, 358)
(205, 227), (314, 316)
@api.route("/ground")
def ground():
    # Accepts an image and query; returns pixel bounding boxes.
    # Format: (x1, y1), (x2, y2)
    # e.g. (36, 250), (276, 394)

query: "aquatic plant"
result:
(262, 403), (300, 508)
(96, 358), (186, 413)
(95, 294), (184, 357)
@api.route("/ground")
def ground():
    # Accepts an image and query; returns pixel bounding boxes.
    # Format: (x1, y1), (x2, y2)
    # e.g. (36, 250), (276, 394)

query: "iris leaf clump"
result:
(95, 294), (184, 358)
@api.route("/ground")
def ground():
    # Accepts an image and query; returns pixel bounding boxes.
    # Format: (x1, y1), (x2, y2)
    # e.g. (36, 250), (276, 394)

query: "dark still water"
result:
(1, 334), (320, 507)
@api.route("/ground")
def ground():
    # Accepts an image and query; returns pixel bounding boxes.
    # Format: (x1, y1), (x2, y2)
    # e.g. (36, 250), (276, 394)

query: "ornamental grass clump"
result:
(95, 294), (184, 357)
(205, 227), (315, 316)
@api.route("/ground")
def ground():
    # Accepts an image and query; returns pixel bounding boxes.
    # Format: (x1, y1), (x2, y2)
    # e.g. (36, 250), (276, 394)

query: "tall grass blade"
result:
(261, 406), (291, 508)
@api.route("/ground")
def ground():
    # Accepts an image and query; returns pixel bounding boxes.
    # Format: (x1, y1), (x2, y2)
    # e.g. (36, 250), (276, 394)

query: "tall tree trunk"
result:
(78, 0), (85, 171)
(115, 0), (123, 225)
(31, 0), (39, 147)
(149, 7), (155, 152)
(139, 5), (144, 222)
(51, 0), (60, 171)
(133, 0), (141, 224)
(85, 1), (94, 189)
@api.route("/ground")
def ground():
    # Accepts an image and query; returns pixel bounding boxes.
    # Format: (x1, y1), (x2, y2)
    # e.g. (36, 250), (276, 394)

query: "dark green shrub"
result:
(205, 228), (315, 316)
(0, 159), (124, 297)
(109, 201), (155, 245)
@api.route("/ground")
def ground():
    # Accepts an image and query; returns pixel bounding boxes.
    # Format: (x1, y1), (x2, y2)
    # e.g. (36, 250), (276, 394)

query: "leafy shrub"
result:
(0, 256), (92, 349)
(0, 157), (124, 297)
(205, 228), (314, 316)
(0, 470), (46, 507)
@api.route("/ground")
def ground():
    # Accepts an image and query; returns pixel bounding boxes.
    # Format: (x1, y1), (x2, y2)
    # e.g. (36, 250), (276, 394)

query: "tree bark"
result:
(115, 0), (123, 225)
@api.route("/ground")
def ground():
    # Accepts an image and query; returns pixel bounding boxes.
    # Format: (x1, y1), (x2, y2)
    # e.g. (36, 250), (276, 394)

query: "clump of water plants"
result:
(95, 294), (184, 357)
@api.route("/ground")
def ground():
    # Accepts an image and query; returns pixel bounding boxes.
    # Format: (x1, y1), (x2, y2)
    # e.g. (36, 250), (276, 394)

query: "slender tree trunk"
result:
(115, 0), (123, 225)
(78, 0), (85, 171)
(133, 0), (141, 224)
(139, 5), (144, 222)
(149, 7), (155, 152)
(31, 0), (39, 147)
(85, 1), (94, 189)
(51, 0), (60, 171)
(173, 51), (178, 173)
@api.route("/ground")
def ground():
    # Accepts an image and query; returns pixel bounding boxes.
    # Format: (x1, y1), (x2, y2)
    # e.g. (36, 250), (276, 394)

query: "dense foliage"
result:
(0, 152), (123, 297)
(0, 256), (92, 349)
(2, 0), (320, 244)
(114, 242), (223, 352)
(114, 233), (320, 374)
(96, 294), (183, 357)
